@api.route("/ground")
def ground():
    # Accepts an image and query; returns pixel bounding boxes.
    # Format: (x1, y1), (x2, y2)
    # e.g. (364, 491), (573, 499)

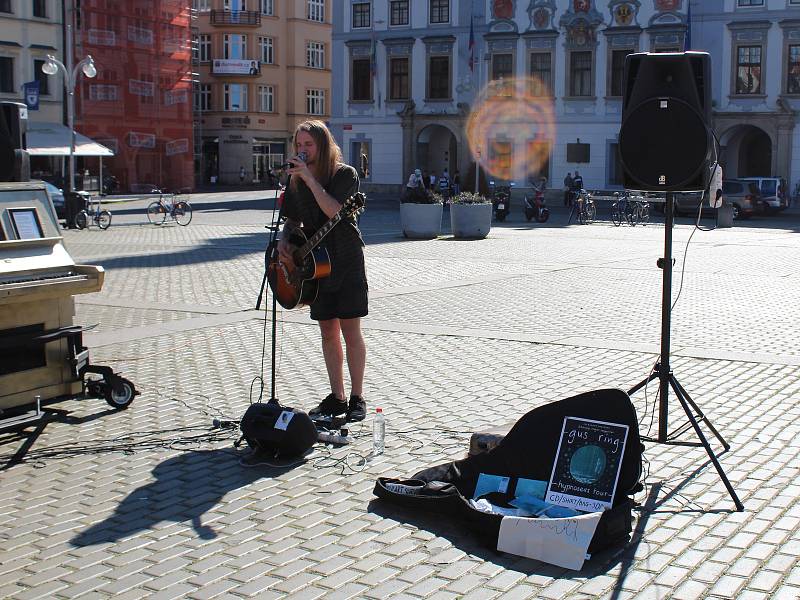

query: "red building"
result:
(72, 0), (194, 193)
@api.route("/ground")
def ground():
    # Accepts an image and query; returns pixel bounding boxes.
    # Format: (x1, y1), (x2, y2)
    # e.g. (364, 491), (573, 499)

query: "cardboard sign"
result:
(546, 417), (629, 512)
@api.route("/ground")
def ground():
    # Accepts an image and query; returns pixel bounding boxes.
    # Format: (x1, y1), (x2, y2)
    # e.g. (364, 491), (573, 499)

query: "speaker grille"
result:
(619, 97), (710, 191)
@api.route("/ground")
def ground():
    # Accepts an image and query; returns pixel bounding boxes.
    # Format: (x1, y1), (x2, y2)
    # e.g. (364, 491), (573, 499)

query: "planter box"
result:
(400, 202), (443, 239)
(450, 203), (492, 239)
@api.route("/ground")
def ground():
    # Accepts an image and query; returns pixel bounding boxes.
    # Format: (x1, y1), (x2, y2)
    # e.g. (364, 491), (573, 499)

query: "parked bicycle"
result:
(146, 189), (193, 226)
(628, 194), (650, 225)
(574, 189), (596, 224)
(75, 194), (112, 230)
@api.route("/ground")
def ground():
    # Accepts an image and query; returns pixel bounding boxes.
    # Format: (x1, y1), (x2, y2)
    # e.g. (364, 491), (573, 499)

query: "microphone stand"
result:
(255, 178), (288, 407)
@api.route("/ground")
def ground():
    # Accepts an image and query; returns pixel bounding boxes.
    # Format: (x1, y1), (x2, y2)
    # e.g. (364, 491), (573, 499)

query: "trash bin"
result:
(716, 204), (734, 228)
(64, 191), (87, 229)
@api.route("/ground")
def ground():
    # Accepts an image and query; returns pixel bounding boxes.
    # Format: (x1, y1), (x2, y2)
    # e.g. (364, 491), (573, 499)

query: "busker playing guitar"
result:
(278, 120), (368, 422)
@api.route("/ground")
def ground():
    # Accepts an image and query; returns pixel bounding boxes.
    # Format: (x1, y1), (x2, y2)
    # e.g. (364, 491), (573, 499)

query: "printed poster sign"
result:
(212, 59), (260, 75)
(128, 131), (156, 149)
(23, 81), (39, 111)
(164, 89), (188, 106)
(165, 138), (189, 156)
(546, 417), (629, 512)
(88, 29), (117, 46)
(129, 79), (155, 97)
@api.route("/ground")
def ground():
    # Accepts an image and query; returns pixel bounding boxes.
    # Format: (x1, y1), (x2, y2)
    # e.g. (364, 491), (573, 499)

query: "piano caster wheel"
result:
(104, 378), (136, 410)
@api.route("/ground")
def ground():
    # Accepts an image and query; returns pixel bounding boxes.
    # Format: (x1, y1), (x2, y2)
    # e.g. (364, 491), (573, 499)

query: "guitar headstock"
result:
(342, 192), (366, 217)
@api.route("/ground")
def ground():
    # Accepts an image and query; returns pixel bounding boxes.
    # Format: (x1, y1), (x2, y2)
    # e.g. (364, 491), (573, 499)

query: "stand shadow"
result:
(70, 448), (297, 546)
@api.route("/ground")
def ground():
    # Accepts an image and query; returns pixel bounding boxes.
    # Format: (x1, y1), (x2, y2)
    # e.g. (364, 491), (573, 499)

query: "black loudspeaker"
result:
(239, 402), (318, 458)
(619, 52), (712, 191)
(0, 101), (30, 182)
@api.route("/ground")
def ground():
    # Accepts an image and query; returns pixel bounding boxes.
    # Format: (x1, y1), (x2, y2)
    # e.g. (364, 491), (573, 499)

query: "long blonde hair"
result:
(290, 120), (342, 191)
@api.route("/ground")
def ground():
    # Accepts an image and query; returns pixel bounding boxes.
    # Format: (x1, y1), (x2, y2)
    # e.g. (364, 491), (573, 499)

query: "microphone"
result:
(277, 152), (307, 170)
(212, 418), (239, 429)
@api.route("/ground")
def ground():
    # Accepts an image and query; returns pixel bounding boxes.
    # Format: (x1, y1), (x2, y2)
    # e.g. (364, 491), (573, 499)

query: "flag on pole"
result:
(468, 15), (475, 73)
(684, 1), (692, 51)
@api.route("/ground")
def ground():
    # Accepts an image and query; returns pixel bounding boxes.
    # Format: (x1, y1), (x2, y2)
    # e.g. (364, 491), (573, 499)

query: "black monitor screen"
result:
(567, 143), (590, 164)
(8, 208), (44, 239)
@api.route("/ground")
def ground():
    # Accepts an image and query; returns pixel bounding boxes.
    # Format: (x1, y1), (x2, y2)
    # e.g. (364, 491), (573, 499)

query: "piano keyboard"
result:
(0, 271), (86, 286)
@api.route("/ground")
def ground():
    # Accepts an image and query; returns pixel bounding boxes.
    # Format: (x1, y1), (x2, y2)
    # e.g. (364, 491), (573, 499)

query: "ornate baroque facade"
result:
(331, 0), (800, 194)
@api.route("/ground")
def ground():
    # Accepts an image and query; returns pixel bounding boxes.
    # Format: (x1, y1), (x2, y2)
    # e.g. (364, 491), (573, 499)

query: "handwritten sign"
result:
(546, 417), (629, 512)
(498, 511), (602, 570)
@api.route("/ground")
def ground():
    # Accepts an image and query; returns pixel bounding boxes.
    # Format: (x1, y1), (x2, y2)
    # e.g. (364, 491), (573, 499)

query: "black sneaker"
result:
(309, 393), (348, 418)
(347, 395), (366, 422)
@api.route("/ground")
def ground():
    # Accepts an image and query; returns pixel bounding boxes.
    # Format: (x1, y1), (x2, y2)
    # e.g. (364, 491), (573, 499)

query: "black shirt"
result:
(281, 164), (364, 286)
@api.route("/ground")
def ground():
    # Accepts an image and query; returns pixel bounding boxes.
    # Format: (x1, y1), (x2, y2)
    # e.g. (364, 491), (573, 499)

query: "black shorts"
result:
(310, 267), (368, 321)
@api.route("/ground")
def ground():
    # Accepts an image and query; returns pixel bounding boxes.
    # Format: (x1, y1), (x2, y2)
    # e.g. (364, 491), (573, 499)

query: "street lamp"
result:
(42, 53), (97, 193)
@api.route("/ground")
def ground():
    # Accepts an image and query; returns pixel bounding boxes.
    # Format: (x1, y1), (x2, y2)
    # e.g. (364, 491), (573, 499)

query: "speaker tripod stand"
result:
(628, 191), (743, 512)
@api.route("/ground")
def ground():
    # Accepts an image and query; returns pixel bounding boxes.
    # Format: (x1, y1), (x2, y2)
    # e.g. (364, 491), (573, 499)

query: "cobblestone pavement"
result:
(1, 192), (798, 599)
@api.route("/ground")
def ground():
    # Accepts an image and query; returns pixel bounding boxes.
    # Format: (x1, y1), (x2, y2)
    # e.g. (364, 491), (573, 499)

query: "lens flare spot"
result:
(466, 76), (556, 183)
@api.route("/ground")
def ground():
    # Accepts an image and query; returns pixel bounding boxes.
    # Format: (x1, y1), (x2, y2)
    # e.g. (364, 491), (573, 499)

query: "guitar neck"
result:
(295, 212), (343, 260)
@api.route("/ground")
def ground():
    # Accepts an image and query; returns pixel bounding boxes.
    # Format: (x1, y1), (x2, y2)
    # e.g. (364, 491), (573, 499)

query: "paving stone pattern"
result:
(0, 195), (798, 599)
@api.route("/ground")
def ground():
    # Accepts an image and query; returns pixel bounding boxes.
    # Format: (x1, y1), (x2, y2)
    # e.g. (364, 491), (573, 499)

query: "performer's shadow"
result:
(71, 449), (297, 546)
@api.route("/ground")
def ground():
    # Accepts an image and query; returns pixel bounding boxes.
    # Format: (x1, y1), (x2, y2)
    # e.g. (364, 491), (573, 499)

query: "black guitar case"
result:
(374, 389), (644, 555)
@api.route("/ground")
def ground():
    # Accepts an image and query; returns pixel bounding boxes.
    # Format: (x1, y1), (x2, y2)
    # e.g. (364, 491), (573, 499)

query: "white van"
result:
(738, 177), (788, 212)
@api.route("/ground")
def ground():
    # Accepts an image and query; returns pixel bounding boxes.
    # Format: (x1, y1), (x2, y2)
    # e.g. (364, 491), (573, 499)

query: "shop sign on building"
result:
(166, 138), (189, 155)
(88, 29), (116, 46)
(212, 59), (260, 75)
(128, 132), (156, 149)
(165, 89), (188, 106)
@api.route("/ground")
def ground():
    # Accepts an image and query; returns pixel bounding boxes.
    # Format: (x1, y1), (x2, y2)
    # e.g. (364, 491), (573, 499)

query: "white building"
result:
(331, 0), (800, 196)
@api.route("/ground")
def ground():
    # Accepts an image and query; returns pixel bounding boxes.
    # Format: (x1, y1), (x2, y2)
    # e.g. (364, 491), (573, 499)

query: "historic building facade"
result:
(331, 0), (800, 195)
(192, 0), (332, 185)
(71, 0), (195, 193)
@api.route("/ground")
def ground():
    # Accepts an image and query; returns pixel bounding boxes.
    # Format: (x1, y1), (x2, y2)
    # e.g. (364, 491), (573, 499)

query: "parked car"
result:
(663, 179), (762, 220)
(738, 177), (788, 212)
(35, 180), (66, 220)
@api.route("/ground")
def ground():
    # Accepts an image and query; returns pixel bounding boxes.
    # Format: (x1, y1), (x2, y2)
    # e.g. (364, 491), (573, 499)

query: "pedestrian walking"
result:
(563, 172), (573, 206)
(453, 170), (461, 195)
(239, 166), (246, 184)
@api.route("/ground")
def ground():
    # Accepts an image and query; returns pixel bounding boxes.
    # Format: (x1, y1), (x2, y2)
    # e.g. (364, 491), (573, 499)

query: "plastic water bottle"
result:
(372, 408), (385, 455)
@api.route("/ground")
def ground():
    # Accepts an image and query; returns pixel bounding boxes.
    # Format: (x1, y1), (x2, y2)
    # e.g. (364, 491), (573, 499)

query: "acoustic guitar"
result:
(268, 192), (365, 310)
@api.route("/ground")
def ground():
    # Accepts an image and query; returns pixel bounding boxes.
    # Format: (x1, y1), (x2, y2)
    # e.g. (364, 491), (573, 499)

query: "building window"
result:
(33, 0), (46, 18)
(788, 45), (800, 95)
(490, 140), (512, 181)
(352, 58), (371, 100)
(527, 140), (550, 182)
(736, 46), (762, 94)
(194, 83), (211, 111)
(609, 49), (631, 97)
(736, 0), (764, 5)
(224, 34), (246, 60)
(390, 1), (409, 26)
(224, 83), (248, 111)
(569, 51), (593, 97)
(352, 3), (370, 28)
(428, 55), (450, 99)
(306, 42), (325, 69)
(389, 57), (409, 99)
(429, 0), (449, 24)
(307, 0), (324, 22)
(306, 88), (325, 115)
(193, 0), (211, 11)
(33, 59), (49, 95)
(260, 0), (273, 15)
(491, 53), (513, 97)
(0, 0), (11, 14)
(199, 34), (211, 62)
(529, 52), (552, 96)
(0, 57), (14, 93)
(259, 37), (273, 64)
(258, 85), (274, 111)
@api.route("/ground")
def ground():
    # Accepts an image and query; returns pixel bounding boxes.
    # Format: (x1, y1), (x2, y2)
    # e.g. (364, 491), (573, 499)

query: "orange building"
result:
(71, 0), (194, 193)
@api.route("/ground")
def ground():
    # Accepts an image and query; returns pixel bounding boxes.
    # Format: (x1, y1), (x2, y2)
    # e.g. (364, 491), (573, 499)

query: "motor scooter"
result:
(524, 187), (550, 222)
(492, 181), (512, 222)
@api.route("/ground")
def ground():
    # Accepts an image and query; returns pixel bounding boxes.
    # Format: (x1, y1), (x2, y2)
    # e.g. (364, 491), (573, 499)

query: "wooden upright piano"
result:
(0, 181), (135, 425)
